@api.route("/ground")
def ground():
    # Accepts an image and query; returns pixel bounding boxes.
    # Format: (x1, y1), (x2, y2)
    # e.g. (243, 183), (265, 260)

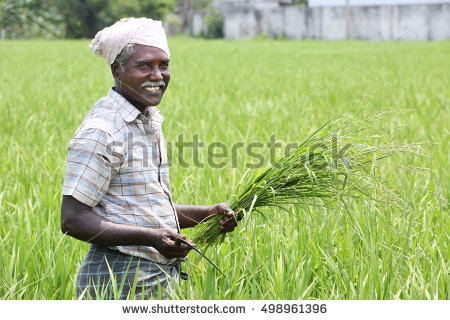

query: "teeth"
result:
(144, 86), (159, 92)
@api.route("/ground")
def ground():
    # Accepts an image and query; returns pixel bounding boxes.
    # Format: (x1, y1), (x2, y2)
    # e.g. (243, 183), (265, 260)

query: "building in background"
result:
(213, 0), (294, 9)
(309, 0), (447, 7)
(191, 0), (450, 40)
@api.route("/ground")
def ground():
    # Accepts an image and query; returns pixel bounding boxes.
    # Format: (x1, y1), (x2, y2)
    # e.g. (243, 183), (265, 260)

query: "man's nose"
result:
(149, 66), (163, 81)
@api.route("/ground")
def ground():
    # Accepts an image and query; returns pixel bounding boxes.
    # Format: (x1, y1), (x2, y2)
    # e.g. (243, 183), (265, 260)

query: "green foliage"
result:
(192, 0), (213, 11)
(58, 0), (176, 38)
(193, 111), (421, 247)
(173, 0), (213, 34)
(175, 0), (212, 11)
(201, 9), (223, 39)
(0, 39), (448, 299)
(0, 0), (63, 39)
(99, 0), (176, 29)
(55, 0), (109, 38)
(0, 0), (176, 39)
(164, 12), (183, 35)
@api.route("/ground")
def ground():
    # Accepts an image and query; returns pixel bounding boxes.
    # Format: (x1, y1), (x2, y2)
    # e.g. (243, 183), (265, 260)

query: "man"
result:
(61, 17), (237, 299)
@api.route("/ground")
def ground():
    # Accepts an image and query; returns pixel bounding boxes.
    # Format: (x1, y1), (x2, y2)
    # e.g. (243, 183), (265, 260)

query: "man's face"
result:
(112, 44), (170, 111)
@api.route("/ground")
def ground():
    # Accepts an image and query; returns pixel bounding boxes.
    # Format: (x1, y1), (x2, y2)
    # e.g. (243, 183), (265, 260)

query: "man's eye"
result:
(160, 63), (169, 70)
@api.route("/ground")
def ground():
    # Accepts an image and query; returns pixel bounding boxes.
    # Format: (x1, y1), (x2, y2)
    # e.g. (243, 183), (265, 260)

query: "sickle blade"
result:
(176, 238), (226, 277)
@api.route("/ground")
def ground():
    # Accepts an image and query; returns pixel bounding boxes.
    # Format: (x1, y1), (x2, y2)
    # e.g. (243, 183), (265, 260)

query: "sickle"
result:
(175, 238), (226, 278)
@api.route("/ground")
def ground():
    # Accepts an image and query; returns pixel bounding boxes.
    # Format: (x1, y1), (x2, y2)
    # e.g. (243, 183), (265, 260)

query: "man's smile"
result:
(142, 80), (165, 93)
(144, 86), (160, 93)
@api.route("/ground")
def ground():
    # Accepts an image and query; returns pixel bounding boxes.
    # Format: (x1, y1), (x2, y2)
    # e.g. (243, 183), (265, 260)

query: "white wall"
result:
(193, 3), (450, 40)
(309, 0), (449, 6)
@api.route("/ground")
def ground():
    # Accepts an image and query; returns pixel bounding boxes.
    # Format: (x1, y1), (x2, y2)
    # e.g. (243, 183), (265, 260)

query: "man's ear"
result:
(111, 62), (121, 81)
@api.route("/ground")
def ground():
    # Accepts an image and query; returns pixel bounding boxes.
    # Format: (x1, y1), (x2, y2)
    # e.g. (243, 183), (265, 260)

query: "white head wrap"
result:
(89, 17), (170, 66)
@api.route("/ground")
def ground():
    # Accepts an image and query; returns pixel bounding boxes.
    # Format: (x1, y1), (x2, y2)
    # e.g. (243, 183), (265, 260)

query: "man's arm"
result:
(61, 195), (193, 259)
(174, 203), (239, 231)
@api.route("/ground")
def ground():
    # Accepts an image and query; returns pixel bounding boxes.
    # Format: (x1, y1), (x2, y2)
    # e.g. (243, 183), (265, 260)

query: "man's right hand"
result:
(151, 229), (196, 259)
(61, 195), (196, 259)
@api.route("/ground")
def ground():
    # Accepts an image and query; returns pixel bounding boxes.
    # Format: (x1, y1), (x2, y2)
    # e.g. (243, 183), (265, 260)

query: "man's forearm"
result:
(61, 195), (194, 259)
(65, 213), (154, 247)
(174, 204), (213, 229)
(61, 195), (157, 247)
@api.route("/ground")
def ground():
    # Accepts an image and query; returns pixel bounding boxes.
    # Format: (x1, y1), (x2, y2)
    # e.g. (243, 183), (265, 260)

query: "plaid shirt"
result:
(63, 88), (180, 264)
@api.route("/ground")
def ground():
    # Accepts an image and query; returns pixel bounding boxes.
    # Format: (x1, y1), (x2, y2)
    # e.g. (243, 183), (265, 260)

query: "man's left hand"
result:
(208, 203), (242, 233)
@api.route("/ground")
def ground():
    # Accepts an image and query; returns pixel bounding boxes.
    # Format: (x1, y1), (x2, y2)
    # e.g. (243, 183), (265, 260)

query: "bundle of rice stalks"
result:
(192, 111), (420, 248)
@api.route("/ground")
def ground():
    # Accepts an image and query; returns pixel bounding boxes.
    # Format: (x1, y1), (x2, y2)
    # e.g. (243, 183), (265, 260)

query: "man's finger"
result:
(224, 210), (235, 218)
(185, 239), (197, 249)
(217, 202), (229, 213)
(221, 215), (238, 225)
(173, 238), (191, 250)
(174, 237), (197, 250)
(219, 219), (237, 232)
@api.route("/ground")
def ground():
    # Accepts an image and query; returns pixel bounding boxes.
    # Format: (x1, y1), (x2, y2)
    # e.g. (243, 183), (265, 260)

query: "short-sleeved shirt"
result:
(63, 88), (180, 264)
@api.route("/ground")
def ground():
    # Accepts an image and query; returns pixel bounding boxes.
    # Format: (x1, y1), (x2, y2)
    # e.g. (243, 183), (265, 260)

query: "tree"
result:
(53, 0), (108, 38)
(0, 0), (62, 39)
(99, 0), (176, 27)
(0, 0), (178, 39)
(175, 0), (212, 31)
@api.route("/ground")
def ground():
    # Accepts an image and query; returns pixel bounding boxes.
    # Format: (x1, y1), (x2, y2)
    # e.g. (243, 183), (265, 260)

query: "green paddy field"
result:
(0, 38), (448, 299)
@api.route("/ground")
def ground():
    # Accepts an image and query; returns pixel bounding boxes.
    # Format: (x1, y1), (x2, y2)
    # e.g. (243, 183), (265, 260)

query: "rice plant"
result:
(192, 111), (421, 247)
(0, 39), (447, 299)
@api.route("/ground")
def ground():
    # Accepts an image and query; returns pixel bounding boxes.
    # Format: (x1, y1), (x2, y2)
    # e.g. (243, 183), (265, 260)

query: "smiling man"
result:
(60, 18), (237, 300)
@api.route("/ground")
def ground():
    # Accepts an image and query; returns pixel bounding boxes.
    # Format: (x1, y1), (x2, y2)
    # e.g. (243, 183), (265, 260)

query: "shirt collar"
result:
(145, 106), (165, 124)
(108, 88), (141, 123)
(108, 88), (165, 124)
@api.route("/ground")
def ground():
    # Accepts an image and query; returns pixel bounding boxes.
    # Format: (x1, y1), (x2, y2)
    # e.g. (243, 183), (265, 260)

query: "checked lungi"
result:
(76, 245), (181, 300)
